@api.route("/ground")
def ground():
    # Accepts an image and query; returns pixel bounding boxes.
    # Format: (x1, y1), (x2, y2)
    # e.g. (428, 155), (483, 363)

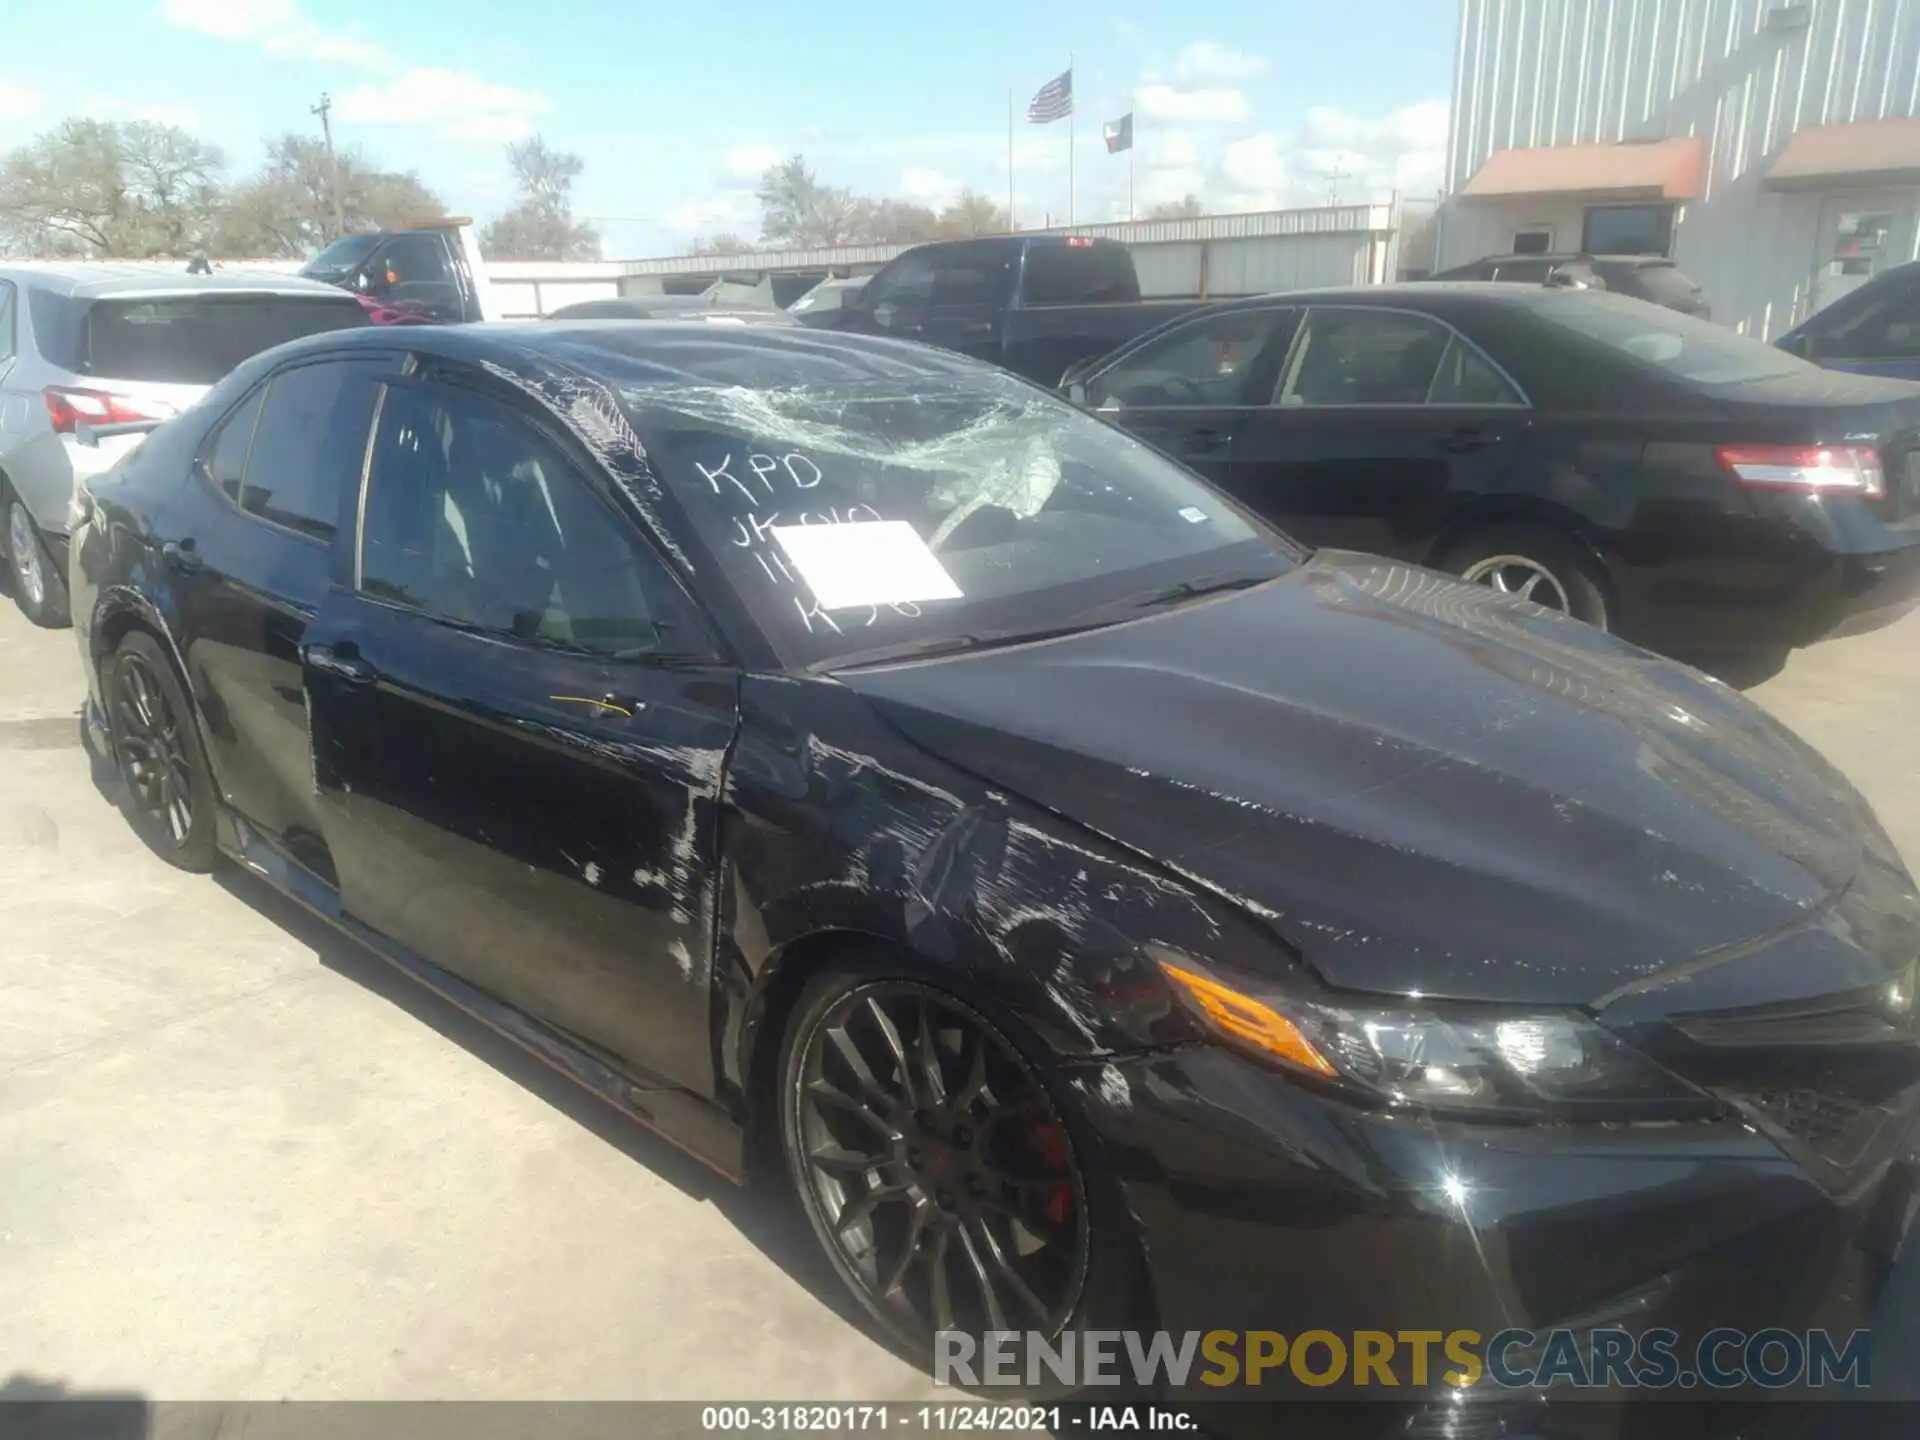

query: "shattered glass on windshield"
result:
(620, 372), (1289, 666)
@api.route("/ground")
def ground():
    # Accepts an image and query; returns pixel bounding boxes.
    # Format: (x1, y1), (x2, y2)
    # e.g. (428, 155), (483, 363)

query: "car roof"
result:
(0, 262), (349, 299)
(267, 317), (996, 389)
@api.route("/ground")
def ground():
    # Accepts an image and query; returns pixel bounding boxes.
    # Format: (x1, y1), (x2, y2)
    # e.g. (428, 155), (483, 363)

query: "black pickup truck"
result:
(794, 234), (1206, 386)
(298, 219), (503, 325)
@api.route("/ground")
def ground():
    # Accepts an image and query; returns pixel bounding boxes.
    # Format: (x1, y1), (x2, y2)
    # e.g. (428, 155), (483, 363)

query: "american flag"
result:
(1026, 69), (1073, 123)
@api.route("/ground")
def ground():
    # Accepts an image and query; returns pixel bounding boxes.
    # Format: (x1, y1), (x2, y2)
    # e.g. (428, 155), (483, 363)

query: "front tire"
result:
(1443, 523), (1609, 630)
(105, 630), (219, 872)
(777, 964), (1144, 1373)
(5, 495), (71, 628)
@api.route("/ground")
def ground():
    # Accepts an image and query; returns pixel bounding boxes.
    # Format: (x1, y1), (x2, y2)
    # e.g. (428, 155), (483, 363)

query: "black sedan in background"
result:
(69, 321), (1920, 1433)
(1065, 284), (1920, 674)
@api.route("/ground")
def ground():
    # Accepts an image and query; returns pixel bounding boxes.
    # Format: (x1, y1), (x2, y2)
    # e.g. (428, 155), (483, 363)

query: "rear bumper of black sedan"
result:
(1073, 1044), (1910, 1435)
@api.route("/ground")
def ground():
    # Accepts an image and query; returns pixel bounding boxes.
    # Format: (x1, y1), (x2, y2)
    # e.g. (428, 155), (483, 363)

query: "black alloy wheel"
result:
(108, 631), (218, 872)
(782, 977), (1095, 1350)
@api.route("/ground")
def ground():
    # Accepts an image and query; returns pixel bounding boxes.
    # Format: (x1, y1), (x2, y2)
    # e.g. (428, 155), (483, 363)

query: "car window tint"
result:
(865, 251), (939, 309)
(1427, 336), (1524, 404)
(239, 361), (379, 542)
(359, 384), (682, 657)
(932, 246), (1016, 307)
(1024, 244), (1139, 304)
(1825, 280), (1920, 359)
(1086, 309), (1289, 409)
(203, 386), (266, 504)
(1277, 309), (1453, 406)
(80, 297), (370, 385)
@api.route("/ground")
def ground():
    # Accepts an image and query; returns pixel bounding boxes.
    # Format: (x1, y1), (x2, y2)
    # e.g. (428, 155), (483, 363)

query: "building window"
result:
(1582, 205), (1675, 257)
(1511, 228), (1553, 255)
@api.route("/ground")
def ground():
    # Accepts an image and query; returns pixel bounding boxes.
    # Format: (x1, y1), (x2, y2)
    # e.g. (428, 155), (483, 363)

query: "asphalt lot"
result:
(5, 582), (1920, 1410)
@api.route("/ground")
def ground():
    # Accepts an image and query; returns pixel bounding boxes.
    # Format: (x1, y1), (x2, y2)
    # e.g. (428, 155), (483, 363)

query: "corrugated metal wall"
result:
(1444, 0), (1920, 336)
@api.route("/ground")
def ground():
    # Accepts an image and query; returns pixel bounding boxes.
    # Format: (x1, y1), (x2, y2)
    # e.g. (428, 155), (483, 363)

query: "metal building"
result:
(616, 204), (1405, 305)
(1437, 0), (1920, 337)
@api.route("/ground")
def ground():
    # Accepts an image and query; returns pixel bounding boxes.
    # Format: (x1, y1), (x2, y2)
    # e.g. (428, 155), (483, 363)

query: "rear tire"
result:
(1443, 523), (1609, 630)
(104, 630), (219, 872)
(777, 957), (1148, 1381)
(4, 495), (71, 629)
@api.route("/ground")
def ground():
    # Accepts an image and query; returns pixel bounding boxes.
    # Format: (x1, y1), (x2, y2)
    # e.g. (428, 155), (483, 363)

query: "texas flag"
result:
(1103, 113), (1134, 154)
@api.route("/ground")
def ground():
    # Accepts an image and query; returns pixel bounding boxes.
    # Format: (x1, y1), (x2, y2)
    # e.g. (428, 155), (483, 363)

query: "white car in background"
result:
(0, 264), (372, 626)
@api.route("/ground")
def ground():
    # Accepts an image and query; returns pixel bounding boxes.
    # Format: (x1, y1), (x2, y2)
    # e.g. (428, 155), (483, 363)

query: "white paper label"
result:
(770, 521), (964, 610)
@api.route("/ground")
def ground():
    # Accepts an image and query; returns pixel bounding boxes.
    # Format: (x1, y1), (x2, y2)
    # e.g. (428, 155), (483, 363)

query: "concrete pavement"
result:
(4, 584), (1920, 1405)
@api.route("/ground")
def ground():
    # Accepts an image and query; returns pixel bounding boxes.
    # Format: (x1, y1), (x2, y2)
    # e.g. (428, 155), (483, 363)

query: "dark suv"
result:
(1425, 253), (1712, 317)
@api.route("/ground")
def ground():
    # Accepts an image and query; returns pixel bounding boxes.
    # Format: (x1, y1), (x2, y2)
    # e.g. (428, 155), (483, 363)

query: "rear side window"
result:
(82, 296), (371, 385)
(234, 360), (382, 542)
(1278, 308), (1455, 406)
(1428, 336), (1525, 404)
(1024, 244), (1140, 305)
(203, 388), (266, 504)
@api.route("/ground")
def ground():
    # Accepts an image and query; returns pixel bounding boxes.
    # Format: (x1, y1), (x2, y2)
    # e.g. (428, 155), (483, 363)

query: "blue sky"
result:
(0, 0), (1458, 259)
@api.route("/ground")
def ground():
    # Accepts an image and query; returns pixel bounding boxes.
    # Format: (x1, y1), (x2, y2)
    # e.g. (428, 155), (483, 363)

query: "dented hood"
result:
(839, 552), (1887, 1008)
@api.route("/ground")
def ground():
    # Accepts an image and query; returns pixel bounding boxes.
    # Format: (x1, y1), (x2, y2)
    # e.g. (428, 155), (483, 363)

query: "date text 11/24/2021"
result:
(700, 1405), (1202, 1432)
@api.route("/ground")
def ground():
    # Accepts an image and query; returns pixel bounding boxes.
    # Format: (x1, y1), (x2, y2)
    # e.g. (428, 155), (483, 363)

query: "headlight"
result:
(1153, 950), (1718, 1120)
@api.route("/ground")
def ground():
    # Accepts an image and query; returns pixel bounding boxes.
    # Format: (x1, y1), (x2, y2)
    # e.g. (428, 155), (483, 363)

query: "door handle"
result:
(303, 641), (378, 685)
(1441, 427), (1501, 454)
(162, 538), (203, 573)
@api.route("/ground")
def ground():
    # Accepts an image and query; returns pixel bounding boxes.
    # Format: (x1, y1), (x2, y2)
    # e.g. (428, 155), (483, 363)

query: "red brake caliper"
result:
(1028, 1121), (1074, 1226)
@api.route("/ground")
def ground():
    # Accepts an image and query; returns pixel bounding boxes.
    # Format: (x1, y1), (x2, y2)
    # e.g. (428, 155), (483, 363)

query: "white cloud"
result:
(1173, 41), (1269, 84)
(1136, 85), (1250, 124)
(162, 0), (386, 67)
(0, 82), (40, 122)
(666, 189), (760, 239)
(161, 0), (295, 39)
(336, 69), (551, 142)
(899, 167), (960, 203)
(725, 145), (781, 178)
(83, 97), (203, 130)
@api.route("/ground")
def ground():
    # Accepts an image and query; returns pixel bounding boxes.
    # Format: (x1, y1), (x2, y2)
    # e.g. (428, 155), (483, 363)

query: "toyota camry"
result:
(69, 321), (1920, 1435)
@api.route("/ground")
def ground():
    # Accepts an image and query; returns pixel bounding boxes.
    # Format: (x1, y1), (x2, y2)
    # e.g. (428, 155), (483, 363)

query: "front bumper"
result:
(1076, 1044), (1911, 1429)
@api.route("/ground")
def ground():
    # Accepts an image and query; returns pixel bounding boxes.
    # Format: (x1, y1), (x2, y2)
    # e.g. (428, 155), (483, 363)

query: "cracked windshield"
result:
(7, 1), (1920, 1437)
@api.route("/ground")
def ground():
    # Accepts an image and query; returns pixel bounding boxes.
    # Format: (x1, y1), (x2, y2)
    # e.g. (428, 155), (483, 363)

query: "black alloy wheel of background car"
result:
(106, 630), (219, 872)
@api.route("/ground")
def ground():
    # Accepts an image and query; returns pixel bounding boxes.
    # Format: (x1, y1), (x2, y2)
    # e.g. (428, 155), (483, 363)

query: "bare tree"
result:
(754, 155), (871, 247)
(1144, 194), (1205, 220)
(481, 134), (601, 261)
(217, 135), (443, 258)
(0, 118), (226, 257)
(937, 190), (1010, 237)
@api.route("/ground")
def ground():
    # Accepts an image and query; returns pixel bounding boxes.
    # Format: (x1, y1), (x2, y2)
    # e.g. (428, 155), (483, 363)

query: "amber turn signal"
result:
(1156, 960), (1338, 1076)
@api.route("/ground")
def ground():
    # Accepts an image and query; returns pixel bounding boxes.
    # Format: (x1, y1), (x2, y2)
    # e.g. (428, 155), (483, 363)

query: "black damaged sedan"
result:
(70, 321), (1920, 1431)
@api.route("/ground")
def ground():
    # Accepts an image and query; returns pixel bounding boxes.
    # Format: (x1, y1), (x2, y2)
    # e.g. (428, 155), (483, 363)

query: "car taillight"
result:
(1065, 236), (1094, 248)
(1716, 443), (1885, 500)
(43, 386), (173, 436)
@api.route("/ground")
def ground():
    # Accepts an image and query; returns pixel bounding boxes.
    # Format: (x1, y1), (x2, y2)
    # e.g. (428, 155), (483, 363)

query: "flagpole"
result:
(1067, 53), (1076, 227)
(1007, 87), (1015, 230)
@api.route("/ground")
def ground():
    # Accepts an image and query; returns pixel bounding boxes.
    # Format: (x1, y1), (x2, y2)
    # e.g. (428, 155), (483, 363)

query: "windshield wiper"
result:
(822, 620), (1116, 672)
(1118, 573), (1274, 611)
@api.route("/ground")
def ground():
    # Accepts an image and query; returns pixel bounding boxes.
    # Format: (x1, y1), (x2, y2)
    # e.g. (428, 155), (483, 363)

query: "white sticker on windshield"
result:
(1178, 506), (1210, 524)
(771, 521), (965, 610)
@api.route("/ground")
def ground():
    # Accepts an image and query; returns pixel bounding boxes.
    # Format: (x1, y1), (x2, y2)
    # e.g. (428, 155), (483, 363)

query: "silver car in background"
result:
(0, 264), (371, 626)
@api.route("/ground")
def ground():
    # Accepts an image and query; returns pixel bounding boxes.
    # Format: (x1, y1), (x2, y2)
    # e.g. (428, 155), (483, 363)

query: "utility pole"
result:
(1322, 162), (1350, 207)
(311, 94), (346, 239)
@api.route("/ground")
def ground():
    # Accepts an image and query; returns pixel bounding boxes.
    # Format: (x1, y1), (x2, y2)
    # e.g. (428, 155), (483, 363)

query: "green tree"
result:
(481, 135), (601, 261)
(0, 118), (225, 257)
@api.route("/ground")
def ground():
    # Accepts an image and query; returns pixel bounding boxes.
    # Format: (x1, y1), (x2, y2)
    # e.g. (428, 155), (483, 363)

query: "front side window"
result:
(1582, 204), (1674, 257)
(1531, 290), (1805, 385)
(1085, 308), (1292, 409)
(624, 371), (1296, 668)
(359, 383), (691, 658)
(864, 252), (940, 311)
(1277, 308), (1454, 406)
(235, 360), (381, 541)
